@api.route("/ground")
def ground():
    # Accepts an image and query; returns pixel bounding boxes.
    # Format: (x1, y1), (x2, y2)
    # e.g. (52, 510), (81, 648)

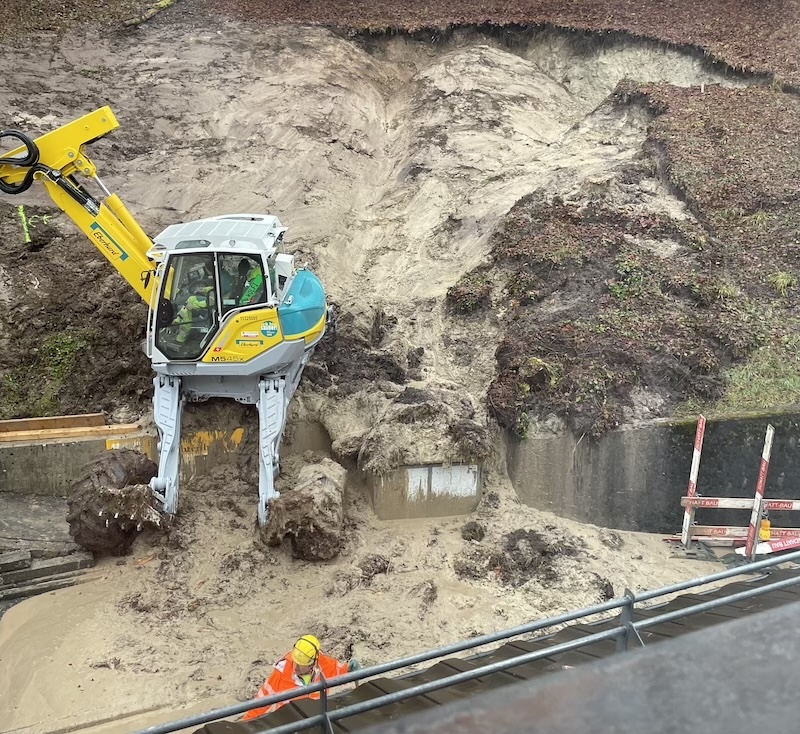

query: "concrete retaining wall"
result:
(0, 429), (246, 497)
(371, 463), (482, 520)
(507, 410), (800, 533)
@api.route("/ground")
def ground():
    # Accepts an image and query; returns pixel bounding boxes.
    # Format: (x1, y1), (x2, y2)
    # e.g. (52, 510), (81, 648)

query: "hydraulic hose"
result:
(0, 129), (42, 194)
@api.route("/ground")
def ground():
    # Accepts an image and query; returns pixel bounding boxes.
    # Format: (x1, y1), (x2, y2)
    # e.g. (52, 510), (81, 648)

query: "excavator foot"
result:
(66, 449), (161, 555)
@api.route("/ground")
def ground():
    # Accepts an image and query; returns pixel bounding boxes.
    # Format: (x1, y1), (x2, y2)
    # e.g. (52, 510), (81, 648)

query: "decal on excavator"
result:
(202, 306), (284, 363)
(90, 221), (130, 261)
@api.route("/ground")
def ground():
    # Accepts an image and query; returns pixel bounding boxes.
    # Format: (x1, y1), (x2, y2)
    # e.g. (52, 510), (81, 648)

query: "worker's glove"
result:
(348, 658), (362, 672)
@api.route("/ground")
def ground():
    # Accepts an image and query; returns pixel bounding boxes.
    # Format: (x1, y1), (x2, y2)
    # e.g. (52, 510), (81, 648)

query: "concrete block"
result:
(0, 550), (32, 572)
(372, 463), (482, 520)
(0, 552), (94, 585)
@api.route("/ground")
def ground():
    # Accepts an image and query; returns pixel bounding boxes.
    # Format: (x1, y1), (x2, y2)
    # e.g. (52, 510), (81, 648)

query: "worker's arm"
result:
(0, 107), (156, 303)
(242, 667), (285, 720)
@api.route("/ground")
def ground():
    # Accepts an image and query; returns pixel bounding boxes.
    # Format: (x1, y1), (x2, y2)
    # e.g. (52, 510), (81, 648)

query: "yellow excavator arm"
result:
(0, 107), (156, 302)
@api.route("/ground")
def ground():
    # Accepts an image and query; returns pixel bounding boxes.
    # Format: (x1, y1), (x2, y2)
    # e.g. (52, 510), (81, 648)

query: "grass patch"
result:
(768, 271), (797, 297)
(447, 271), (492, 314)
(0, 328), (95, 419)
(685, 336), (800, 415)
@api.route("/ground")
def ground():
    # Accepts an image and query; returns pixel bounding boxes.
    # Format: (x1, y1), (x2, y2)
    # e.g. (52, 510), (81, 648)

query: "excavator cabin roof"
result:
(151, 214), (287, 257)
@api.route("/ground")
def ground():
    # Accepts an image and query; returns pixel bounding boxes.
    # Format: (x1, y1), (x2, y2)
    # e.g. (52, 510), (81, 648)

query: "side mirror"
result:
(157, 299), (175, 327)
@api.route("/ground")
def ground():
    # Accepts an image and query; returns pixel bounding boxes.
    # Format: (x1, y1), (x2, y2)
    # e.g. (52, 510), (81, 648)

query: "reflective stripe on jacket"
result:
(242, 652), (349, 720)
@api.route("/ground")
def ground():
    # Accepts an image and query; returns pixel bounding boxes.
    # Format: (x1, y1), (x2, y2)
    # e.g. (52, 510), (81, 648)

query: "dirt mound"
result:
(263, 459), (348, 560)
(305, 304), (489, 472)
(66, 449), (159, 555)
(475, 84), (800, 437)
(454, 528), (584, 587)
(0, 203), (151, 420)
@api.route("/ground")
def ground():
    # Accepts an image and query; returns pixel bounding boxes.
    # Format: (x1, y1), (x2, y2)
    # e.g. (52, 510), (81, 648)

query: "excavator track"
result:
(66, 449), (159, 555)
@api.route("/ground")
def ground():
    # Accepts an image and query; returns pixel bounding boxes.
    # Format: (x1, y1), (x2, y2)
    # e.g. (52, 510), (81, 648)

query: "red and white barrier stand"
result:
(670, 422), (800, 559)
(743, 424), (774, 561)
(736, 536), (800, 557)
(681, 415), (706, 549)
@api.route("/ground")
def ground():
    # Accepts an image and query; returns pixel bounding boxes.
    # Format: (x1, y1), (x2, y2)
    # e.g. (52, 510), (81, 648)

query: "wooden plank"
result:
(0, 574), (83, 601)
(681, 497), (800, 511)
(691, 526), (800, 539)
(0, 413), (106, 433)
(0, 552), (93, 585)
(0, 423), (142, 443)
(0, 549), (32, 572)
(0, 537), (82, 559)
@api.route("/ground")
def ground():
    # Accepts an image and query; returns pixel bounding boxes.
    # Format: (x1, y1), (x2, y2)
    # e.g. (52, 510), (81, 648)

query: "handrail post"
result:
(615, 588), (636, 652)
(319, 672), (334, 734)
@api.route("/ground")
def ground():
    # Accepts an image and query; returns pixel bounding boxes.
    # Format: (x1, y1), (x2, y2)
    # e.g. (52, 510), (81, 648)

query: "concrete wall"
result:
(371, 463), (482, 520)
(0, 437), (122, 497)
(0, 429), (247, 497)
(507, 410), (800, 533)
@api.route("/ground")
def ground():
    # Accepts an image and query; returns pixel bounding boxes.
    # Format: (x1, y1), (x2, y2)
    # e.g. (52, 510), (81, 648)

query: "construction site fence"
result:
(136, 549), (800, 734)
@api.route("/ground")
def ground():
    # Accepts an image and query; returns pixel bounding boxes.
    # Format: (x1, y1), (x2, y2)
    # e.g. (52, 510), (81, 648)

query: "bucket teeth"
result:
(105, 519), (110, 528)
(98, 510), (104, 517)
(136, 523), (143, 531)
(114, 512), (119, 519)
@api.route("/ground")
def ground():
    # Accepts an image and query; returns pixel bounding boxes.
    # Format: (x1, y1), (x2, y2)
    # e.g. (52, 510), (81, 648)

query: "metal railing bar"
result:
(632, 574), (800, 631)
(633, 550), (800, 603)
(252, 627), (626, 734)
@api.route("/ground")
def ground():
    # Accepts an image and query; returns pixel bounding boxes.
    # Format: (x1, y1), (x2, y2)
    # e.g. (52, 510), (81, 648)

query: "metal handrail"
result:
(134, 550), (800, 734)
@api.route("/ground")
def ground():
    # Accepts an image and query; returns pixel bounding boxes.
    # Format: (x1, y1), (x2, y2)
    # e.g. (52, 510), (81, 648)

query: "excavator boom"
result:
(0, 107), (156, 302)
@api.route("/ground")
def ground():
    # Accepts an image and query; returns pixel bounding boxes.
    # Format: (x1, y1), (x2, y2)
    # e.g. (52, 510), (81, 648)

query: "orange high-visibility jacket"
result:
(242, 652), (349, 720)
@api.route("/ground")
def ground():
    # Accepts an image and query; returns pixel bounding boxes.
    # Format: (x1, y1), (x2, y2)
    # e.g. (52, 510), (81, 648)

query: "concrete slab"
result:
(0, 552), (93, 585)
(0, 494), (79, 558)
(0, 549), (32, 572)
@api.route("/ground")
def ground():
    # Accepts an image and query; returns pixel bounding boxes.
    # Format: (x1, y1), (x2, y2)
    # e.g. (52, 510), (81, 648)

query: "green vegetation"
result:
(768, 271), (797, 297)
(0, 329), (95, 418)
(682, 336), (800, 416)
(446, 271), (492, 314)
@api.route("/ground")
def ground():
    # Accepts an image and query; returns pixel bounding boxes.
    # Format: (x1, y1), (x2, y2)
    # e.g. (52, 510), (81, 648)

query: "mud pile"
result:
(263, 458), (348, 560)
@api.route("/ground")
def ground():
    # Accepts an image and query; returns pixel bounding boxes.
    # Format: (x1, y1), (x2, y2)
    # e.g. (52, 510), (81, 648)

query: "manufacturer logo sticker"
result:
(260, 320), (279, 338)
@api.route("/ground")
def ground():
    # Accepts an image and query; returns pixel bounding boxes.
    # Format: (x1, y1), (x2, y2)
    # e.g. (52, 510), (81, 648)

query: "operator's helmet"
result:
(189, 277), (210, 294)
(291, 635), (321, 666)
(238, 257), (253, 278)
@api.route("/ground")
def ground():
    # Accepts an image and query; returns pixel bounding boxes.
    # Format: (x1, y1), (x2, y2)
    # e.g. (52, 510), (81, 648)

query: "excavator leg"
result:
(149, 374), (185, 517)
(257, 350), (314, 525)
(257, 377), (284, 526)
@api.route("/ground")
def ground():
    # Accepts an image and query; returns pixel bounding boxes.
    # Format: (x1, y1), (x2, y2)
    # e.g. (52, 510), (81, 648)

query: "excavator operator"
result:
(237, 256), (266, 306)
(173, 264), (215, 345)
(242, 634), (362, 720)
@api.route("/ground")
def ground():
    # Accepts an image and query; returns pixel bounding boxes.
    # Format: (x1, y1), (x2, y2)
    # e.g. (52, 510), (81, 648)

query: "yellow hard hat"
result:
(291, 635), (321, 666)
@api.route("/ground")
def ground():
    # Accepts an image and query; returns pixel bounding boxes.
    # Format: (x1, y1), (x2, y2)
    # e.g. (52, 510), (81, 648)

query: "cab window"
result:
(219, 254), (269, 315)
(155, 253), (218, 360)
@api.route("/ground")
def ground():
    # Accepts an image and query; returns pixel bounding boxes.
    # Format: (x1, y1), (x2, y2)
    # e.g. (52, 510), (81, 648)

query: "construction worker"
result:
(174, 277), (214, 345)
(238, 257), (266, 306)
(242, 635), (362, 720)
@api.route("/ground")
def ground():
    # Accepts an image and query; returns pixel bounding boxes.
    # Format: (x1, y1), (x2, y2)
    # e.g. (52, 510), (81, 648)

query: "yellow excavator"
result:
(0, 107), (330, 547)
